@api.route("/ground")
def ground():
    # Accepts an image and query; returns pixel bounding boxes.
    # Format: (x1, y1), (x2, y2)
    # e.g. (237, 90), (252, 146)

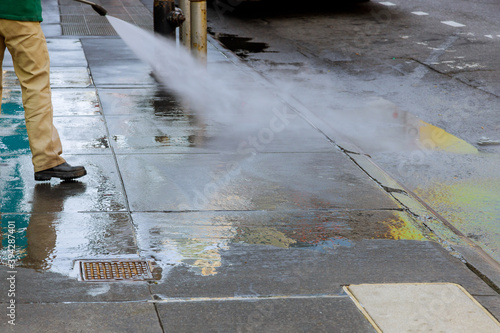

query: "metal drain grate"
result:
(79, 259), (154, 282)
(59, 1), (153, 36)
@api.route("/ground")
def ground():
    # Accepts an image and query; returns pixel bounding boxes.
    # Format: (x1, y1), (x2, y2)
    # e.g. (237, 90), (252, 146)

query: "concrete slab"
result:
(133, 210), (430, 276)
(149, 241), (496, 299)
(54, 116), (110, 154)
(50, 67), (93, 88)
(105, 113), (209, 153)
(98, 88), (337, 154)
(41, 24), (62, 38)
(88, 60), (154, 87)
(81, 37), (154, 86)
(51, 89), (102, 116)
(454, 245), (500, 295)
(0, 265), (152, 303)
(475, 296), (500, 322)
(1, 68), (91, 88)
(117, 152), (400, 211)
(156, 297), (376, 333)
(41, 0), (61, 25)
(46, 39), (88, 67)
(105, 115), (337, 154)
(97, 88), (188, 116)
(0, 302), (161, 333)
(345, 283), (500, 333)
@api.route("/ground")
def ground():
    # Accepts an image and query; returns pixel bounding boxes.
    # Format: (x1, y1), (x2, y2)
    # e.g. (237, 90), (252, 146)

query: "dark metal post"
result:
(154, 0), (176, 38)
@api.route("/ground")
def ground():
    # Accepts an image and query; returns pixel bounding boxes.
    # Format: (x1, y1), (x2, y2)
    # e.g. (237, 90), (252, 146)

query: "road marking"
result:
(379, 2), (396, 6)
(412, 11), (429, 16)
(485, 35), (493, 39)
(441, 21), (466, 28)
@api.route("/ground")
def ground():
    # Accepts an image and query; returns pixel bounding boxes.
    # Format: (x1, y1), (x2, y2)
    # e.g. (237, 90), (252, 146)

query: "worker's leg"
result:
(0, 26), (5, 114)
(2, 19), (65, 172)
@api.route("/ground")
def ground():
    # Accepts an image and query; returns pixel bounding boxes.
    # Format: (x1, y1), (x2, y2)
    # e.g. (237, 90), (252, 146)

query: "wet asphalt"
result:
(1, 0), (500, 331)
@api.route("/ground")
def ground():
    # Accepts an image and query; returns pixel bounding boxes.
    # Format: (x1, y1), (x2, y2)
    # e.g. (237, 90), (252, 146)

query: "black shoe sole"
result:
(35, 169), (87, 181)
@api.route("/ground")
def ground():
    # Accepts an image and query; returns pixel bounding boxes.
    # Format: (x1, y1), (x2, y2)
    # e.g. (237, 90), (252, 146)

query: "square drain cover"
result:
(79, 259), (154, 282)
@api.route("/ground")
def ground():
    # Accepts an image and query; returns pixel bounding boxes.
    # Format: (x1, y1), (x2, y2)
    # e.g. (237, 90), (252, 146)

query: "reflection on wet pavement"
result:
(134, 210), (431, 277)
(415, 179), (500, 262)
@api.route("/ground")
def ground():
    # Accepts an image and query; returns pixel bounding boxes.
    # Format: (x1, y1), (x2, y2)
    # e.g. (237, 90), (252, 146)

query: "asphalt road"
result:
(207, 0), (500, 262)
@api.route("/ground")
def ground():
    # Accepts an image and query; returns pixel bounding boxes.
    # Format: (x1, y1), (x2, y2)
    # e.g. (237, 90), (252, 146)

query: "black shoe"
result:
(35, 162), (87, 181)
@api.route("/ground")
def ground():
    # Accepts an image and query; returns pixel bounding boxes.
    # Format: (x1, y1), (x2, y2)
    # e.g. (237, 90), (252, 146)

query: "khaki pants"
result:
(0, 19), (65, 172)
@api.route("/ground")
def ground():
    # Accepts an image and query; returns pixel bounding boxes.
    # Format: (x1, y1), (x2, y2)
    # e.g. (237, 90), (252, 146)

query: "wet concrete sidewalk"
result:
(1, 0), (500, 331)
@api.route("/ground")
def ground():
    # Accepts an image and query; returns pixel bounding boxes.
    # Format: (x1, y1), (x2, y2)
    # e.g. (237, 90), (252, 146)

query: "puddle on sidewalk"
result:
(211, 32), (273, 59)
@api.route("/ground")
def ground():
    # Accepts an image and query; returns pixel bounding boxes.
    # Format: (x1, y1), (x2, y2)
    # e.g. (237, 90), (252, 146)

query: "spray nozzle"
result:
(73, 0), (108, 16)
(91, 4), (107, 16)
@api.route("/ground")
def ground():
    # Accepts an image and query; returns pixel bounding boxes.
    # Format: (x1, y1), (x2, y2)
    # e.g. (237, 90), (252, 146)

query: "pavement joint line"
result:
(112, 152), (339, 155)
(0, 295), (349, 305)
(343, 286), (382, 333)
(148, 294), (348, 303)
(0, 300), (154, 305)
(152, 301), (166, 333)
(95, 92), (132, 216)
(126, 208), (405, 214)
(408, 57), (499, 98)
(111, 152), (349, 155)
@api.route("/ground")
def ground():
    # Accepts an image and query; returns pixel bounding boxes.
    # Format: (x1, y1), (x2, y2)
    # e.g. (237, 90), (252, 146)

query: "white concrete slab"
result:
(345, 283), (500, 333)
